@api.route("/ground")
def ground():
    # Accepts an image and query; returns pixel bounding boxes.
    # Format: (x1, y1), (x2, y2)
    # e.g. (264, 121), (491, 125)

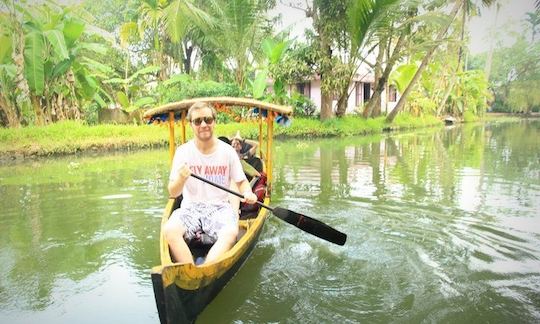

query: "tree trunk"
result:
(437, 4), (467, 116)
(310, 2), (333, 121)
(320, 90), (333, 120)
(386, 0), (462, 123)
(363, 41), (386, 118)
(319, 38), (334, 120)
(183, 41), (193, 74)
(484, 3), (500, 81)
(31, 95), (45, 125)
(364, 31), (406, 118)
(0, 96), (21, 127)
(335, 89), (348, 117)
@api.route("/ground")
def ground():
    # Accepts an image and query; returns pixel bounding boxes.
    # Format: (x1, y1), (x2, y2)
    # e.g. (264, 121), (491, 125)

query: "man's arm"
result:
(237, 179), (257, 204)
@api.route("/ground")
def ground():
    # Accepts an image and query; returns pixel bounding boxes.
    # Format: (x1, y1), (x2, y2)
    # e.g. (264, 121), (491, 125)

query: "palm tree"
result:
(362, 4), (415, 118)
(434, 0), (496, 116)
(386, 1), (461, 123)
(137, 0), (212, 80)
(525, 11), (540, 42)
(137, 0), (166, 79)
(335, 0), (400, 117)
(203, 0), (274, 89)
(386, 0), (495, 123)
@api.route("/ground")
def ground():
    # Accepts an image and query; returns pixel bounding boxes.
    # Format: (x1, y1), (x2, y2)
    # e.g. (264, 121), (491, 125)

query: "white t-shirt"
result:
(169, 139), (246, 204)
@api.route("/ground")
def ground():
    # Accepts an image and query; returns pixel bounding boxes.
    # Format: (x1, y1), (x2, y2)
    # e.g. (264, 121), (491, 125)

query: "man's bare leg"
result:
(163, 218), (194, 264)
(204, 226), (238, 264)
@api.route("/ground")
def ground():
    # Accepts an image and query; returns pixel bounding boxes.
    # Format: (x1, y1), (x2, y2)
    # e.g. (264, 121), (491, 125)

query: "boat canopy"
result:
(143, 96), (292, 122)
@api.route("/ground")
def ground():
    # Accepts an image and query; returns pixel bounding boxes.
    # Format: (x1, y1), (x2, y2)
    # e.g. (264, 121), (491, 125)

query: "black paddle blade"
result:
(272, 207), (347, 246)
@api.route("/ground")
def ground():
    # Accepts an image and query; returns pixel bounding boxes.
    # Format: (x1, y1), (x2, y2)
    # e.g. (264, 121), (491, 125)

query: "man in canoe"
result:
(165, 102), (258, 265)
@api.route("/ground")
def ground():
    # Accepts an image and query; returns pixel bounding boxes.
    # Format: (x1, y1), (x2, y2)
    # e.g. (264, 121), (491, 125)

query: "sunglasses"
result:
(191, 116), (214, 126)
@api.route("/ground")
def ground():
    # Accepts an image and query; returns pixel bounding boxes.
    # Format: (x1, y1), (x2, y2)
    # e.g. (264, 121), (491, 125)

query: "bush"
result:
(158, 75), (244, 104)
(288, 92), (317, 117)
(463, 111), (477, 122)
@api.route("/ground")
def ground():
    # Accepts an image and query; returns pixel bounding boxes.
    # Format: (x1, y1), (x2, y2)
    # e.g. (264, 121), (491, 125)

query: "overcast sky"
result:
(269, 0), (537, 55)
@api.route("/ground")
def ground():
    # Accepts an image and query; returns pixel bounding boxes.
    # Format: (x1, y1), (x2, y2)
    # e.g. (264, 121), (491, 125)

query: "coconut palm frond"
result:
(163, 0), (215, 43)
(347, 0), (400, 53)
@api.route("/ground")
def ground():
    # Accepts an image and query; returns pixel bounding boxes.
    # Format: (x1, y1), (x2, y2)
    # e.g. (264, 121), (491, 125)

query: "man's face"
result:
(190, 108), (215, 142)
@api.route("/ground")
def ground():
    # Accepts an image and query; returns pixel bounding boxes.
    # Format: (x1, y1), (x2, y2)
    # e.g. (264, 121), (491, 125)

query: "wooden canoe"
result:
(151, 196), (269, 323)
(148, 97), (292, 323)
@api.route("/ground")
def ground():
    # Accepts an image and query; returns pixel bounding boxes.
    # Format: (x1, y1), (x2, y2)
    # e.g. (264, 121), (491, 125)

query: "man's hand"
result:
(242, 191), (258, 204)
(178, 163), (191, 180)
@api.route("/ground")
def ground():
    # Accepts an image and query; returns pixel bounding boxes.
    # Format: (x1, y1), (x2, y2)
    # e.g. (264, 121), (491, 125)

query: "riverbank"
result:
(0, 113), (526, 164)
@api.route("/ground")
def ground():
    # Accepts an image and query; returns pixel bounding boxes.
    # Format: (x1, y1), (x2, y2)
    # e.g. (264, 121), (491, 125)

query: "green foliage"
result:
(0, 120), (169, 156)
(288, 92), (317, 117)
(117, 91), (130, 108)
(277, 114), (442, 137)
(251, 69), (268, 99)
(0, 34), (12, 64)
(507, 80), (540, 113)
(103, 65), (159, 111)
(83, 0), (139, 32)
(24, 32), (45, 95)
(391, 63), (418, 92)
(158, 74), (244, 103)
(0, 116), (444, 158)
(271, 42), (317, 85)
(252, 35), (292, 103)
(390, 112), (441, 129)
(0, 0), (118, 126)
(200, 0), (274, 87)
(347, 0), (400, 52)
(262, 38), (291, 65)
(462, 110), (477, 122)
(460, 69), (492, 115)
(407, 90), (437, 115)
(474, 30), (540, 113)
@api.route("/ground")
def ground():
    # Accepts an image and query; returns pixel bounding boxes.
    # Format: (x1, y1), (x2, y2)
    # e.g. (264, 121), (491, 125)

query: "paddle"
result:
(190, 173), (347, 246)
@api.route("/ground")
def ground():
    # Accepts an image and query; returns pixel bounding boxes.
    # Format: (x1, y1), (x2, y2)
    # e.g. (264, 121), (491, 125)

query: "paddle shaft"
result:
(190, 173), (273, 211)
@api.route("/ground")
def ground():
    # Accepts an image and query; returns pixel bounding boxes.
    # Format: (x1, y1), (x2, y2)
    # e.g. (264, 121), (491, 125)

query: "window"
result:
(355, 82), (362, 106)
(296, 82), (311, 98)
(363, 82), (371, 101)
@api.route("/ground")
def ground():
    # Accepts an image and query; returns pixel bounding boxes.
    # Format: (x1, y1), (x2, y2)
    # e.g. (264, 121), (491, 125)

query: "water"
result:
(1, 120), (539, 323)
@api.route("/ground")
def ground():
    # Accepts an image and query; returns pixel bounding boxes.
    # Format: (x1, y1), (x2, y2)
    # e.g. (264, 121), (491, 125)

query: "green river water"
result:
(1, 120), (539, 323)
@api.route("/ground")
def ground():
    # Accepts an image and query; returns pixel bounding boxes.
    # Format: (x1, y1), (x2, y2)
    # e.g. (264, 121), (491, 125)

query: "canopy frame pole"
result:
(181, 110), (187, 144)
(266, 111), (274, 194)
(168, 111), (175, 164)
(258, 112), (263, 160)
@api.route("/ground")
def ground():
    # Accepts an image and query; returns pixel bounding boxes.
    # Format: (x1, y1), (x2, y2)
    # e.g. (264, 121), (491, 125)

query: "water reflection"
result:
(274, 121), (539, 211)
(0, 150), (168, 323)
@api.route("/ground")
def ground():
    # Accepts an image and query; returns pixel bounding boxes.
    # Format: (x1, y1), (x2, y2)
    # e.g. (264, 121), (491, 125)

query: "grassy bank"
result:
(0, 113), (460, 162)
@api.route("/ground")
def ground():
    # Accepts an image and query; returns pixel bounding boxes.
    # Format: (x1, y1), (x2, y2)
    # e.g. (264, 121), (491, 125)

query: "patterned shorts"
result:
(169, 201), (238, 243)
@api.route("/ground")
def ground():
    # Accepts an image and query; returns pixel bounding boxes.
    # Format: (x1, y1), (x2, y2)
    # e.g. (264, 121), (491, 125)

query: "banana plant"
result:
(103, 65), (160, 112)
(0, 0), (115, 125)
(390, 63), (418, 93)
(250, 36), (291, 103)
